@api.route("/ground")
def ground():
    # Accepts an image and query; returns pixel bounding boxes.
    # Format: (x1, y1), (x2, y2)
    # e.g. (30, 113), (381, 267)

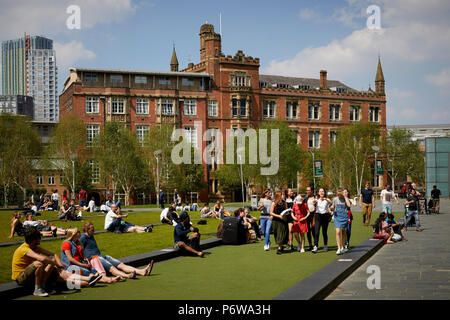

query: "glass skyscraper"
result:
(1, 35), (58, 121)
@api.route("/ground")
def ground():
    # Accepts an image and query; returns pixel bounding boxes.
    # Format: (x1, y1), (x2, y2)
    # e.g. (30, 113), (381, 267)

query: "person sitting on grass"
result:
(61, 227), (120, 284)
(213, 200), (225, 218)
(40, 198), (54, 211)
(12, 228), (102, 297)
(243, 208), (262, 240)
(79, 222), (154, 279)
(200, 203), (221, 219)
(104, 204), (152, 233)
(234, 208), (252, 230)
(372, 212), (395, 244)
(173, 211), (204, 257)
(160, 203), (178, 226)
(9, 212), (32, 238)
(23, 213), (67, 237)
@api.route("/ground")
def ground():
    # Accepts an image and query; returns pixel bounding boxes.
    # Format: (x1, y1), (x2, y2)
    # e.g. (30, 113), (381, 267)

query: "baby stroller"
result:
(427, 198), (434, 214)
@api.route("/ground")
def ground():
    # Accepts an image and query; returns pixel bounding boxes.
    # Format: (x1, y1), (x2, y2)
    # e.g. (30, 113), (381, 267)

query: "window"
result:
(263, 101), (276, 118)
(86, 124), (100, 146)
(48, 174), (55, 185)
(111, 98), (125, 114)
(350, 105), (360, 121)
(330, 131), (338, 143)
(89, 160), (100, 184)
(308, 102), (320, 120)
(159, 77), (171, 85)
(369, 106), (380, 122)
(136, 98), (149, 115)
(36, 174), (43, 185)
(136, 125), (149, 145)
(60, 174), (64, 185)
(110, 74), (123, 83)
(85, 97), (99, 114)
(84, 73), (98, 82)
(184, 126), (197, 148)
(157, 99), (174, 115)
(329, 104), (340, 121)
(182, 78), (194, 86)
(208, 100), (218, 117)
(135, 76), (147, 84)
(232, 98), (247, 117)
(184, 99), (197, 116)
(230, 72), (250, 87)
(309, 131), (320, 148)
(286, 101), (298, 119)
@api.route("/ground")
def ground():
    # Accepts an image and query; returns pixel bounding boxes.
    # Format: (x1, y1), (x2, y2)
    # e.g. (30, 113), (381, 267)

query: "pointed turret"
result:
(375, 57), (385, 95)
(170, 46), (179, 72)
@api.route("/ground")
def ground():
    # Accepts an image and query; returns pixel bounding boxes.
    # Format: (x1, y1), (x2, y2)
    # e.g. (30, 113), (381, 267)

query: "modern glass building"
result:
(1, 35), (58, 121)
(426, 137), (450, 197)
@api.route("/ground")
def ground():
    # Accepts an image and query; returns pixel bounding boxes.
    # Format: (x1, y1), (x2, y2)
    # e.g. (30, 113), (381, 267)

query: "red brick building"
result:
(59, 23), (387, 203)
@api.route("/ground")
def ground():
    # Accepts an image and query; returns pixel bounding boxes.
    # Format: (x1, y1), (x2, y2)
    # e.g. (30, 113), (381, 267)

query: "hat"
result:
(178, 210), (189, 222)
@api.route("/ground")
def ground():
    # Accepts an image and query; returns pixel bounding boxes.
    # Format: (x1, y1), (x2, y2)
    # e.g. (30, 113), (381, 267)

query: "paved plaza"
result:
(327, 199), (450, 300)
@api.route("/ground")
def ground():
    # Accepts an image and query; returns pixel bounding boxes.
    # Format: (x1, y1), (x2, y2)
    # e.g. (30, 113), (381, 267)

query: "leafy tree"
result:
(44, 114), (88, 199)
(0, 114), (41, 207)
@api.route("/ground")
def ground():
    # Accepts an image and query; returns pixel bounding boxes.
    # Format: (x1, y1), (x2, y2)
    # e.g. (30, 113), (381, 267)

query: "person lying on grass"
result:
(12, 228), (102, 297)
(23, 213), (67, 237)
(79, 222), (153, 279)
(173, 211), (204, 257)
(104, 204), (152, 233)
(61, 227), (121, 284)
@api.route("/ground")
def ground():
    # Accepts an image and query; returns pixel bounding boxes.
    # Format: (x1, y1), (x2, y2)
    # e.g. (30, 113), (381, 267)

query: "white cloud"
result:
(0, 0), (136, 40)
(54, 41), (96, 71)
(298, 8), (321, 21)
(425, 67), (450, 87)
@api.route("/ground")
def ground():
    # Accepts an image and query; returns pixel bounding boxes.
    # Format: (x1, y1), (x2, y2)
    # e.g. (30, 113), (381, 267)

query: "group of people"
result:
(11, 221), (154, 297)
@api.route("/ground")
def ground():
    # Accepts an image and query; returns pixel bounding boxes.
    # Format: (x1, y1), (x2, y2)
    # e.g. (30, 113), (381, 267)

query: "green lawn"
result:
(22, 210), (387, 300)
(0, 210), (221, 284)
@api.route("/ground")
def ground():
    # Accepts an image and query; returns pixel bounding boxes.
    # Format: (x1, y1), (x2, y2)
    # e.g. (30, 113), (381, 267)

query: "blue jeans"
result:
(98, 254), (122, 272)
(107, 218), (123, 232)
(382, 203), (392, 214)
(66, 265), (96, 276)
(404, 210), (420, 229)
(345, 222), (352, 247)
(259, 217), (272, 246)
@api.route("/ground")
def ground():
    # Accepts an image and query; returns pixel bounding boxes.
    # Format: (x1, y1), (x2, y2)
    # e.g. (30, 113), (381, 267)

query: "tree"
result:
(0, 114), (41, 207)
(326, 122), (381, 195)
(44, 114), (88, 198)
(93, 122), (149, 206)
(384, 127), (425, 188)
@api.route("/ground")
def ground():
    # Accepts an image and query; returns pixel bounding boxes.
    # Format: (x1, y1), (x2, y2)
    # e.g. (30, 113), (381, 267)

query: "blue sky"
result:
(1, 0), (450, 125)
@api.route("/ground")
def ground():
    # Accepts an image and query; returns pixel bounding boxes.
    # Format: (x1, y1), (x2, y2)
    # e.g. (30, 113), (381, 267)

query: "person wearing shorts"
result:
(431, 185), (441, 213)
(79, 222), (153, 279)
(173, 211), (203, 257)
(380, 184), (399, 214)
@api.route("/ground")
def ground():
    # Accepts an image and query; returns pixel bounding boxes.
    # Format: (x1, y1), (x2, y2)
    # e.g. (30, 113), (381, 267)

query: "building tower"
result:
(375, 57), (385, 96)
(199, 23), (221, 63)
(1, 34), (58, 122)
(170, 46), (179, 72)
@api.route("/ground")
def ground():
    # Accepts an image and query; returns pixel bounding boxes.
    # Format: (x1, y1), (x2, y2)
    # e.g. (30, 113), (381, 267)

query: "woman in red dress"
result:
(292, 194), (310, 252)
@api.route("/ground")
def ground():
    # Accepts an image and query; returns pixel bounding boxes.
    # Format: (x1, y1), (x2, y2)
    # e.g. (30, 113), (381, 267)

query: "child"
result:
(292, 195), (310, 252)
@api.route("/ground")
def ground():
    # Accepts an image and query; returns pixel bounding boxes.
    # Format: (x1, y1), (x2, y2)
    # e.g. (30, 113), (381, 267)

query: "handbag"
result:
(89, 255), (107, 276)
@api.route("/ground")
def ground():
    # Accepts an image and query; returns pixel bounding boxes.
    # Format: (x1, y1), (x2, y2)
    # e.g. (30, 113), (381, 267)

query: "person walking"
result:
(304, 186), (316, 251)
(403, 188), (423, 232)
(360, 181), (375, 226)
(430, 185), (441, 214)
(159, 189), (165, 209)
(380, 184), (399, 215)
(343, 188), (356, 251)
(257, 189), (273, 251)
(292, 194), (310, 252)
(284, 188), (296, 250)
(269, 191), (289, 255)
(330, 188), (351, 255)
(312, 187), (332, 253)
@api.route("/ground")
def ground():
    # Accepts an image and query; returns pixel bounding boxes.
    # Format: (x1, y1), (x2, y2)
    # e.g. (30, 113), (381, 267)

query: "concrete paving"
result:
(326, 198), (450, 300)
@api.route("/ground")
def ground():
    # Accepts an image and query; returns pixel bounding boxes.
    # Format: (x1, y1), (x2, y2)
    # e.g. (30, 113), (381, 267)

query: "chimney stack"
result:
(320, 70), (327, 89)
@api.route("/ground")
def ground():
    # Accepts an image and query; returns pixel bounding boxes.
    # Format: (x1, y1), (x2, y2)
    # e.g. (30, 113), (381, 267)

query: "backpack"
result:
(247, 229), (257, 243)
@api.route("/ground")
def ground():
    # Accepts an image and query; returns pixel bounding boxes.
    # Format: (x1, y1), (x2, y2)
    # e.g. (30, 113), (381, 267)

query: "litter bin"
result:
(251, 195), (258, 211)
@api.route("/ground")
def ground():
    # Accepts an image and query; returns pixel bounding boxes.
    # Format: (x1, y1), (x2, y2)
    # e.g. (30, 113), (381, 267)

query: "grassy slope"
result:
(24, 211), (385, 300)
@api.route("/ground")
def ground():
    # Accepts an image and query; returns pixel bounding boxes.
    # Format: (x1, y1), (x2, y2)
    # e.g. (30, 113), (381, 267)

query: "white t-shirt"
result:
(24, 220), (40, 227)
(381, 189), (395, 204)
(100, 204), (110, 212)
(51, 193), (59, 201)
(104, 210), (118, 229)
(160, 208), (169, 221)
(316, 199), (330, 214)
(31, 206), (37, 214)
(307, 197), (316, 212)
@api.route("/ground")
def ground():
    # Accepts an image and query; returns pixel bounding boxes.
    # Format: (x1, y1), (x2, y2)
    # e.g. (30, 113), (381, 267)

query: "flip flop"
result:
(145, 260), (154, 276)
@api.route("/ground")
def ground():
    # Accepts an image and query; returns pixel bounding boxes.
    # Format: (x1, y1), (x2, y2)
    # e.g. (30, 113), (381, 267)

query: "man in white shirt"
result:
(160, 204), (178, 226)
(88, 197), (101, 213)
(380, 184), (399, 214)
(105, 204), (151, 233)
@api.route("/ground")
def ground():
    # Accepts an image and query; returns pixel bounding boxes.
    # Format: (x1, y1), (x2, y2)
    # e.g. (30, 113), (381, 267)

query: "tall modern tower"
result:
(1, 34), (58, 122)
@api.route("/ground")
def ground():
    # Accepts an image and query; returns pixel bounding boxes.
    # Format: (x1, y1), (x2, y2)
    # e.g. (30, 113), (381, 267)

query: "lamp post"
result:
(154, 150), (161, 206)
(372, 145), (379, 196)
(69, 152), (76, 200)
(309, 150), (315, 192)
(237, 146), (245, 206)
